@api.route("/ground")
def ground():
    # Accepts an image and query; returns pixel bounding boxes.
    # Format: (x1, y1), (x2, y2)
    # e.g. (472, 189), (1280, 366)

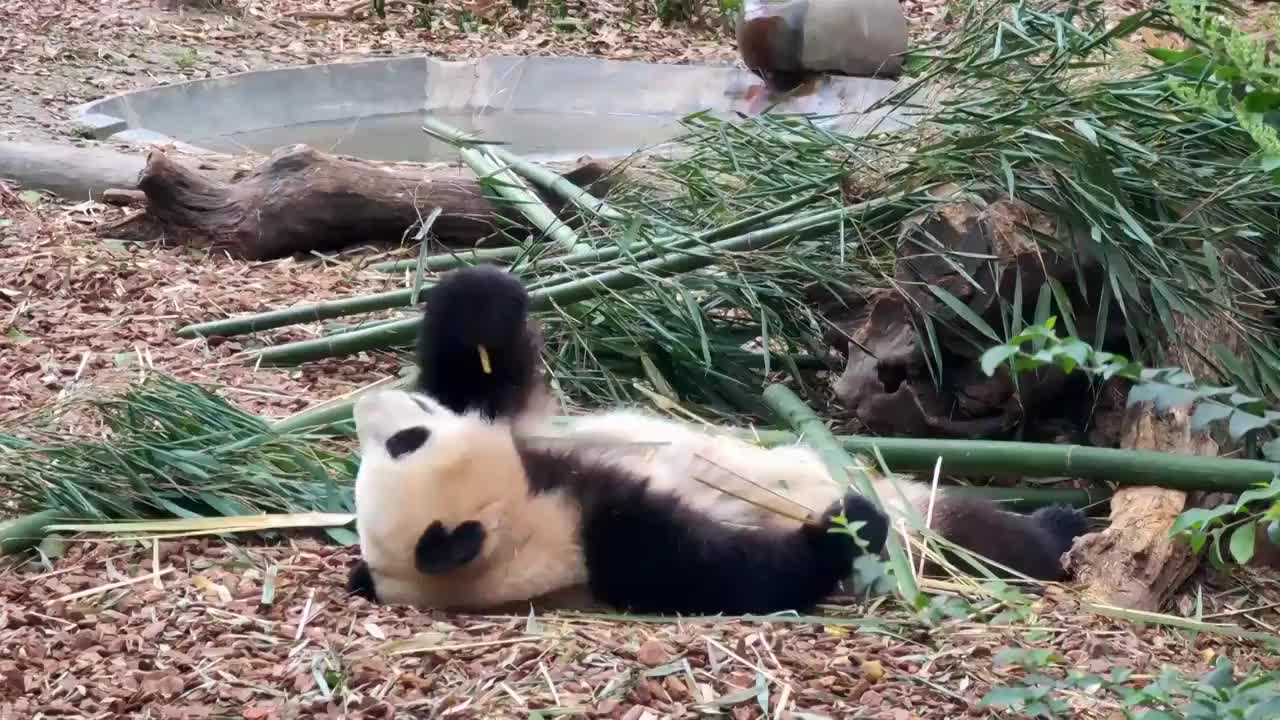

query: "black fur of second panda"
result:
(349, 265), (893, 615)
(414, 265), (545, 421)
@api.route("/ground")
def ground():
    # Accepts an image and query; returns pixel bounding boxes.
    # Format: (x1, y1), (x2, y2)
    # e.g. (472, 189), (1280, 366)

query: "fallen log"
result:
(117, 144), (614, 260)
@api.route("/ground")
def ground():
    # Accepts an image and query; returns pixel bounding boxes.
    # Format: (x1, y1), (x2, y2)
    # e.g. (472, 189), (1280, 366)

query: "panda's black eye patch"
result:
(386, 426), (430, 458)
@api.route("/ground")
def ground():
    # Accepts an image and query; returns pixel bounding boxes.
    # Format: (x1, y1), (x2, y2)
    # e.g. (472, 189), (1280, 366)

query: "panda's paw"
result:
(810, 491), (889, 555)
(414, 520), (486, 575)
(346, 559), (379, 602)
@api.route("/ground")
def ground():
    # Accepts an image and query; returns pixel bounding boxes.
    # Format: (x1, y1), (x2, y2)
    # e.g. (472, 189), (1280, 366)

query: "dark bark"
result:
(127, 144), (613, 260)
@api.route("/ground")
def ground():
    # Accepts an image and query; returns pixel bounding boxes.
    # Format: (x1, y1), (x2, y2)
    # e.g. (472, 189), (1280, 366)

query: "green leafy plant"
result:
(174, 47), (198, 70)
(981, 319), (1280, 566)
(980, 653), (1280, 719)
(1153, 0), (1280, 176)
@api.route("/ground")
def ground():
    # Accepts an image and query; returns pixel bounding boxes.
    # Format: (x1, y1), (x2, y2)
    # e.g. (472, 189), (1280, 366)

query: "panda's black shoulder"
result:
(515, 442), (646, 506)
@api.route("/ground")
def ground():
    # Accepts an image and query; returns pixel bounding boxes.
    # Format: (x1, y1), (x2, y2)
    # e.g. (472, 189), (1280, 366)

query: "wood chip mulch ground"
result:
(3, 537), (1278, 719)
(2, 1), (1280, 718)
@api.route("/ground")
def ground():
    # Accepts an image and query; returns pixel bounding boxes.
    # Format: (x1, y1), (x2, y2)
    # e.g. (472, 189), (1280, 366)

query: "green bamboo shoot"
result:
(249, 196), (897, 366)
(762, 383), (921, 603)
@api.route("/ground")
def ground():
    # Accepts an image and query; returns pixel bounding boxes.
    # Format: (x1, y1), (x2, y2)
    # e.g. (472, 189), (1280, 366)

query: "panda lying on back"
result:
(345, 266), (1088, 615)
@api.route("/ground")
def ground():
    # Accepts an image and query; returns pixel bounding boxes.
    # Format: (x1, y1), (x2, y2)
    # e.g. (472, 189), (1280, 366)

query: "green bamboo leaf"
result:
(1228, 523), (1257, 565)
(978, 687), (1036, 708)
(1246, 699), (1280, 720)
(1190, 401), (1233, 431)
(1171, 506), (1235, 535)
(1228, 410), (1271, 441)
(1072, 118), (1099, 146)
(1234, 480), (1280, 513)
(980, 345), (1021, 376)
(927, 285), (1000, 342)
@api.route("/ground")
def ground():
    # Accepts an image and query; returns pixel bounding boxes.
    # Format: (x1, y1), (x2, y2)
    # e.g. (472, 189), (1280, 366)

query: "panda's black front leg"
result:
(346, 559), (379, 602)
(414, 520), (486, 575)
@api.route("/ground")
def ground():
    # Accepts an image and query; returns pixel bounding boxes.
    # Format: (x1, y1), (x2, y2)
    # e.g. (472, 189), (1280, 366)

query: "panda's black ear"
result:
(386, 426), (430, 459)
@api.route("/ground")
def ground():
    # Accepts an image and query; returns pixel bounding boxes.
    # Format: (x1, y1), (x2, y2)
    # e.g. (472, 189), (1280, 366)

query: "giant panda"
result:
(345, 266), (1088, 615)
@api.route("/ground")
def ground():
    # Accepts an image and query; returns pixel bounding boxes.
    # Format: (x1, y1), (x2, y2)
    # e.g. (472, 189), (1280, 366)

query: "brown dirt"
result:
(2, 538), (1277, 719)
(2, 1), (1279, 718)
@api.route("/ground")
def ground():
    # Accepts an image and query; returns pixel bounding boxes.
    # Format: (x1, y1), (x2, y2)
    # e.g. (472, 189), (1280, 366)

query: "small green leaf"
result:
(1073, 118), (1099, 146)
(38, 534), (67, 559)
(1201, 657), (1234, 689)
(1228, 410), (1271, 441)
(927, 285), (1001, 342)
(1246, 698), (1280, 720)
(18, 190), (43, 206)
(1235, 481), (1280, 512)
(1267, 521), (1280, 546)
(1228, 523), (1257, 565)
(978, 687), (1034, 708)
(1144, 47), (1198, 64)
(1263, 154), (1280, 172)
(325, 527), (360, 545)
(980, 345), (1021, 376)
(1190, 401), (1233, 431)
(1242, 91), (1280, 114)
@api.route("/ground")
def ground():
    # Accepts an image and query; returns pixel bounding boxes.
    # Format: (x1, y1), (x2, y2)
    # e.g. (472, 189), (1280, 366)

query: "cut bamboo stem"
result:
(179, 287), (428, 339)
(0, 509), (68, 555)
(420, 115), (624, 223)
(187, 190), (839, 340)
(369, 245), (525, 274)
(761, 383), (922, 603)
(249, 197), (898, 366)
(423, 116), (587, 254)
(485, 144), (626, 222)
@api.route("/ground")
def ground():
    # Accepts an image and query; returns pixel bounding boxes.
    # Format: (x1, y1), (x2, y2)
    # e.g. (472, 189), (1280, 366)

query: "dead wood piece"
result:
(828, 190), (1127, 441)
(102, 189), (147, 206)
(130, 144), (613, 261)
(1063, 403), (1209, 612)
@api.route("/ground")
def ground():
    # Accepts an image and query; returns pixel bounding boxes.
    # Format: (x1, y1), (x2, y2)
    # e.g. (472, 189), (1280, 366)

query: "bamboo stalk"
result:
(761, 383), (922, 603)
(178, 287), (427, 339)
(423, 116), (587, 254)
(739, 431), (1278, 493)
(0, 509), (68, 555)
(484, 144), (626, 222)
(189, 189), (839, 341)
(270, 372), (415, 435)
(249, 197), (896, 366)
(421, 116), (624, 223)
(369, 246), (525, 274)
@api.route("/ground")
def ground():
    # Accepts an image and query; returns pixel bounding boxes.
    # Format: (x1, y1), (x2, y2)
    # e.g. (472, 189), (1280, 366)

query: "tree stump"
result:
(1062, 402), (1208, 611)
(123, 144), (613, 260)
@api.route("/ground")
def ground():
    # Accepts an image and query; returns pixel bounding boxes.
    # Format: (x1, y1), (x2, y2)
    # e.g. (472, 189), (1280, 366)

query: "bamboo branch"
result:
(423, 116), (588, 254)
(185, 189), (844, 340)
(247, 197), (898, 366)
(369, 246), (525, 274)
(484, 144), (626, 222)
(0, 509), (69, 555)
(762, 383), (922, 603)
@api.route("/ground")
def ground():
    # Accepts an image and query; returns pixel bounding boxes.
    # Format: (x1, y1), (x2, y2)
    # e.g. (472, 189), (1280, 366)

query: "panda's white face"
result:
(348, 389), (591, 609)
(350, 390), (527, 582)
